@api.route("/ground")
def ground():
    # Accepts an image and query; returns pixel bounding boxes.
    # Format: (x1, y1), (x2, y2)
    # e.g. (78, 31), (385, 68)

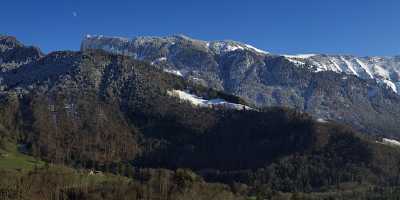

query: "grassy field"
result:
(0, 141), (44, 171)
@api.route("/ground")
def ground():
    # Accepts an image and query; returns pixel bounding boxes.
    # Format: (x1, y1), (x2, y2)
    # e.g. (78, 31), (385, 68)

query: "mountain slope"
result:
(81, 35), (400, 136)
(2, 37), (400, 198)
(284, 54), (400, 93)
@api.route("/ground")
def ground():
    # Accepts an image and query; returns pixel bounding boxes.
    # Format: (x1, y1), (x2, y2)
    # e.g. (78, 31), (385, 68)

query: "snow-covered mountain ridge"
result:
(284, 54), (400, 93)
(82, 34), (400, 94)
(83, 34), (269, 56)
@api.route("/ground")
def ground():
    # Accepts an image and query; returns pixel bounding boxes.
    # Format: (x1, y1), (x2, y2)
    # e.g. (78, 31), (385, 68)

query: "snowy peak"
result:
(163, 68), (183, 77)
(81, 34), (269, 57)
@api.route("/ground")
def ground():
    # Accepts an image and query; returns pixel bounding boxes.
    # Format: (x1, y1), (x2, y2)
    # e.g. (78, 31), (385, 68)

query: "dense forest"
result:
(1, 50), (400, 199)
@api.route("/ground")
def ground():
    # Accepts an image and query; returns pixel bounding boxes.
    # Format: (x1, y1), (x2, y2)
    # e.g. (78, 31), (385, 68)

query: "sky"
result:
(1, 0), (400, 56)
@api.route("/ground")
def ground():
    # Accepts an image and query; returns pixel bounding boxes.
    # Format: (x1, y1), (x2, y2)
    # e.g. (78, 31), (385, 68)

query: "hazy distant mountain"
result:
(81, 34), (400, 136)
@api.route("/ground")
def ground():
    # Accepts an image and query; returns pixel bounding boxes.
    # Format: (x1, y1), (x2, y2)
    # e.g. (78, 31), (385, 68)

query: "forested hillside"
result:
(1, 44), (400, 199)
(81, 35), (400, 137)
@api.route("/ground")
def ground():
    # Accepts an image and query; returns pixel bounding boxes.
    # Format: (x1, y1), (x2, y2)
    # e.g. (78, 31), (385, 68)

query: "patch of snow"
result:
(283, 54), (317, 66)
(151, 57), (168, 65)
(381, 138), (400, 147)
(285, 58), (305, 66)
(379, 79), (398, 93)
(225, 44), (244, 52)
(191, 77), (201, 81)
(152, 57), (167, 63)
(372, 65), (390, 79)
(340, 56), (358, 76)
(167, 89), (254, 111)
(355, 58), (374, 79)
(211, 42), (245, 54)
(244, 44), (269, 54)
(167, 90), (205, 106)
(283, 54), (316, 59)
(164, 69), (183, 77)
(84, 34), (129, 42)
(190, 77), (205, 83)
(329, 58), (342, 72)
(316, 118), (328, 123)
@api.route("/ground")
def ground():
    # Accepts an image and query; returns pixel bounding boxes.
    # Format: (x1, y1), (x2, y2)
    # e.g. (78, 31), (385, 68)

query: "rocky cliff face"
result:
(81, 35), (400, 136)
(0, 36), (43, 72)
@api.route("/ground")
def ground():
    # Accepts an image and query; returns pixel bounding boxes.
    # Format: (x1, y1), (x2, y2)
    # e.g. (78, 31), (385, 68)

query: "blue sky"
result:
(1, 0), (399, 55)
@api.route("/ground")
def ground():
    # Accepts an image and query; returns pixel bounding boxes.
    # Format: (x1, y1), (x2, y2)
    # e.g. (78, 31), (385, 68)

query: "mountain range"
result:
(81, 34), (400, 137)
(2, 34), (400, 199)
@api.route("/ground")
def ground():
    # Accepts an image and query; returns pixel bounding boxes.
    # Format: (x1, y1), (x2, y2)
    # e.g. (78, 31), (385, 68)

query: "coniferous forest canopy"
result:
(1, 34), (400, 200)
